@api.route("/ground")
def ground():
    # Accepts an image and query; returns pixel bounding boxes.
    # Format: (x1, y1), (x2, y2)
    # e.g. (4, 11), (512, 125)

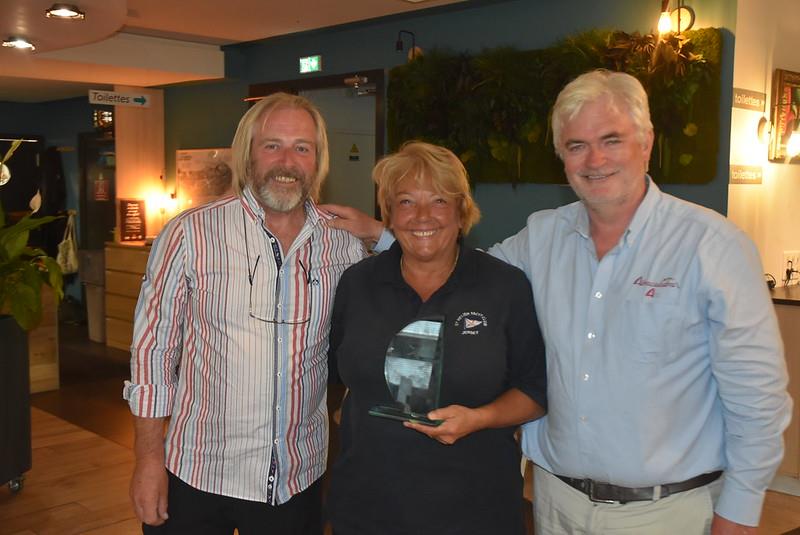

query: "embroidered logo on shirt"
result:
(454, 312), (488, 335)
(632, 276), (679, 298)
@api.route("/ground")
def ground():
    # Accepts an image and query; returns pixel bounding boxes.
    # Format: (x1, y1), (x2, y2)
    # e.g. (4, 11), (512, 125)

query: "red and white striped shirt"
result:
(124, 188), (365, 504)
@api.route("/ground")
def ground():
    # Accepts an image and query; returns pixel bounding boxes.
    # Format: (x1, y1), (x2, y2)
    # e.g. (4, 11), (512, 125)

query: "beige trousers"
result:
(533, 465), (723, 535)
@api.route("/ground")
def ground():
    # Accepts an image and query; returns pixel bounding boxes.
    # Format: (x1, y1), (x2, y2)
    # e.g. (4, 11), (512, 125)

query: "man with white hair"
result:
(124, 93), (365, 534)
(324, 69), (791, 534)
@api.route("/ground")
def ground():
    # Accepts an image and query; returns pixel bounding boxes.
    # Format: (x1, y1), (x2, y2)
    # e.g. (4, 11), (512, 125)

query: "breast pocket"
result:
(624, 286), (681, 363)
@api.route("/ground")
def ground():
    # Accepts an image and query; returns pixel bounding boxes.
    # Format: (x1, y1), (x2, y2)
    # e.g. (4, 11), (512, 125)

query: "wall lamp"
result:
(658, 0), (695, 36)
(2, 36), (35, 50)
(45, 3), (86, 19)
(395, 30), (417, 60)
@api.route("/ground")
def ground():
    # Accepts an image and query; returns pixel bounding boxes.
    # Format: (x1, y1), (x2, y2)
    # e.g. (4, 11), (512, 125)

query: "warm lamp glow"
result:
(787, 131), (800, 159)
(658, 11), (672, 34)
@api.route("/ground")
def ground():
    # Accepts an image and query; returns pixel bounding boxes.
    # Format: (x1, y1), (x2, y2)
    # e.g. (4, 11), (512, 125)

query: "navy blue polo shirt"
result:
(327, 241), (547, 535)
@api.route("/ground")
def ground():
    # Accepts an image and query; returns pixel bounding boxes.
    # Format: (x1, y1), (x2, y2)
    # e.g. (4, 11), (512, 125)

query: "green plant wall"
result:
(387, 28), (721, 185)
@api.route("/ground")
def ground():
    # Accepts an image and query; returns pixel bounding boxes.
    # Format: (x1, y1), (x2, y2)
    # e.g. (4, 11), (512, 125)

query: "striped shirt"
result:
(123, 187), (365, 504)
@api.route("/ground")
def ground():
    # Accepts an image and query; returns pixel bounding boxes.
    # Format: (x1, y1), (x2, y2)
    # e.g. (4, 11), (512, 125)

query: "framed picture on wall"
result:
(176, 148), (233, 208)
(770, 68), (800, 163)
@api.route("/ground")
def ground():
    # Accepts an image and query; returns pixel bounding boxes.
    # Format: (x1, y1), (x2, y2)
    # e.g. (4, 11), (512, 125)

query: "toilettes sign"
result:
(89, 90), (150, 108)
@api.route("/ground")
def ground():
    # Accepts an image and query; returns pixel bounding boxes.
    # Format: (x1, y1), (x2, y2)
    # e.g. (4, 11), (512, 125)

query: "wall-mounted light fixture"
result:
(45, 3), (86, 19)
(396, 30), (417, 61)
(2, 36), (35, 50)
(658, 1), (695, 36)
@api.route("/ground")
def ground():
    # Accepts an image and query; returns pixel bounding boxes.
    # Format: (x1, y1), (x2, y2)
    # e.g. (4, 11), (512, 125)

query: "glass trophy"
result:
(368, 317), (445, 427)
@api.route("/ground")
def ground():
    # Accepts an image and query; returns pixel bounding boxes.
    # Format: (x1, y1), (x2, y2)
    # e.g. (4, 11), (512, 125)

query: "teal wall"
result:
(165, 0), (737, 248)
(163, 79), (249, 186)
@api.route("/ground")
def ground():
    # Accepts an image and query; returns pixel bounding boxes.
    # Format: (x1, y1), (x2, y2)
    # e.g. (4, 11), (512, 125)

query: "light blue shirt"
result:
(490, 178), (792, 526)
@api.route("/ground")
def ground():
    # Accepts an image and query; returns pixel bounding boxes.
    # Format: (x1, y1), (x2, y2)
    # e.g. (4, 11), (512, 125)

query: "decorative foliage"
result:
(387, 28), (721, 185)
(0, 145), (63, 331)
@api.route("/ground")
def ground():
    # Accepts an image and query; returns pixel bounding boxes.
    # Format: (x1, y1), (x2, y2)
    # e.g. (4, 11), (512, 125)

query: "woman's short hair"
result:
(230, 92), (329, 201)
(551, 69), (653, 158)
(373, 141), (481, 235)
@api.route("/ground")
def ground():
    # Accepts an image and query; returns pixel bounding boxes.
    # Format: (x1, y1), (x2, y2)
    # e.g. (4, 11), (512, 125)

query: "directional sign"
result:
(89, 90), (150, 108)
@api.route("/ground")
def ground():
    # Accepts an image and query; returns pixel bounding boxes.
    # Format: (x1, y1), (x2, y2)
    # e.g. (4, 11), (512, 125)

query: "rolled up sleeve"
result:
(123, 218), (188, 418)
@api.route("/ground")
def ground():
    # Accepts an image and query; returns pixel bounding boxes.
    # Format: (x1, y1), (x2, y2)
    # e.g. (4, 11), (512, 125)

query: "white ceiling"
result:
(0, 0), (464, 103)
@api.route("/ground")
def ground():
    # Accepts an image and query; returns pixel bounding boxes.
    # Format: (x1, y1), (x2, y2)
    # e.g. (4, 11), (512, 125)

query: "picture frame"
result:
(770, 68), (800, 163)
(176, 148), (233, 208)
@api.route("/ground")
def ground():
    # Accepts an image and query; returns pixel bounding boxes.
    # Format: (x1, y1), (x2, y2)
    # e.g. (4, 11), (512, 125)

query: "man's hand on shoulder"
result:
(711, 513), (757, 534)
(318, 204), (383, 243)
(130, 455), (169, 526)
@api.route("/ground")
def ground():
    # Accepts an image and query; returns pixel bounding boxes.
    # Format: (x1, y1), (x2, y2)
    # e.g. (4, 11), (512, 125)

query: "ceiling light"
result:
(45, 3), (86, 20)
(2, 37), (35, 51)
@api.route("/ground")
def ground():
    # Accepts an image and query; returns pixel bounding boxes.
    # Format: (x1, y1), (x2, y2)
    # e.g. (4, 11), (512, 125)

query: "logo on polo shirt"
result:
(454, 312), (488, 335)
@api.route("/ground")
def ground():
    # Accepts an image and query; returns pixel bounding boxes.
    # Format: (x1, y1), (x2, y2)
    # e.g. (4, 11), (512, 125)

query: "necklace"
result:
(401, 248), (460, 282)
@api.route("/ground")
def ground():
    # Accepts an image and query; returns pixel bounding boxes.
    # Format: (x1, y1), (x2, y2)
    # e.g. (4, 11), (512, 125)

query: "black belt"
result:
(555, 471), (722, 504)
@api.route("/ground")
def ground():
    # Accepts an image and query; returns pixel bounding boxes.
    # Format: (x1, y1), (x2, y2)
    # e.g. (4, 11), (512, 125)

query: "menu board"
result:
(119, 199), (146, 241)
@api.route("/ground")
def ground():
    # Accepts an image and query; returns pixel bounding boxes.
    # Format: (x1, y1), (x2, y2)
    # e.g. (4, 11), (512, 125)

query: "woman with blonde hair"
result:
(326, 141), (547, 535)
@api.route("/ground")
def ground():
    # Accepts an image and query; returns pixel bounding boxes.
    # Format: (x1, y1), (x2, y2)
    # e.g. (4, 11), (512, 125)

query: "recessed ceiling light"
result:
(45, 3), (86, 20)
(2, 37), (36, 51)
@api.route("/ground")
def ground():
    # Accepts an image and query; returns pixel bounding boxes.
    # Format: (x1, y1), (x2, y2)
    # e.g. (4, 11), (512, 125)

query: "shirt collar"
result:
(623, 175), (660, 247)
(570, 175), (661, 247)
(377, 239), (478, 289)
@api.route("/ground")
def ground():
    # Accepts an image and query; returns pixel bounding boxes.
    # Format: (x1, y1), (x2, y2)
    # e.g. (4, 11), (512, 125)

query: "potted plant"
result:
(0, 139), (63, 493)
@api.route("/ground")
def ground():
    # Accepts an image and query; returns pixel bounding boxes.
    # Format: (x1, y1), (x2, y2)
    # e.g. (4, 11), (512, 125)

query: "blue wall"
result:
(167, 0), (737, 247)
(164, 79), (249, 185)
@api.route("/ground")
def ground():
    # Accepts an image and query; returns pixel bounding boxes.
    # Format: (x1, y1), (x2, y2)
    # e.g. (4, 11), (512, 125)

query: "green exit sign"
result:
(299, 55), (322, 74)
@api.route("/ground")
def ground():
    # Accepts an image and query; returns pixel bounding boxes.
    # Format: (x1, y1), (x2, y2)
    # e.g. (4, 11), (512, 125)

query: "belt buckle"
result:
(587, 480), (617, 504)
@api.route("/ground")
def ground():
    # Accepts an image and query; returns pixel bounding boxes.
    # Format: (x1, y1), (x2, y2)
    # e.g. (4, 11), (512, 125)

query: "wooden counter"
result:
(104, 242), (150, 351)
(775, 286), (800, 477)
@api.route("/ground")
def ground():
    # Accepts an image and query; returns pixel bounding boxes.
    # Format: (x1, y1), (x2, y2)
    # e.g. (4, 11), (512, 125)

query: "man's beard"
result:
(251, 166), (312, 213)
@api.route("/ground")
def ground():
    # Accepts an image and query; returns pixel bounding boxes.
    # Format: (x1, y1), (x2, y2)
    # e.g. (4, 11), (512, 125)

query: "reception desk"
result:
(774, 286), (800, 477)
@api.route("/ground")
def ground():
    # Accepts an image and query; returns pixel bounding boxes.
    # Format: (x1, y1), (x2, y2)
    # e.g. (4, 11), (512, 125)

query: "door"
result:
(300, 86), (376, 217)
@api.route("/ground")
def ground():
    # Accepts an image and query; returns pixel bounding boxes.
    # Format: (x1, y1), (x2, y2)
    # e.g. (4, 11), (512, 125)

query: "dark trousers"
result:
(142, 471), (322, 535)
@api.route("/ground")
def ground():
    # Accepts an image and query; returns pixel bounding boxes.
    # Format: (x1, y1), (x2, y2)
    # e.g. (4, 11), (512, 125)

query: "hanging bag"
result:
(57, 211), (79, 275)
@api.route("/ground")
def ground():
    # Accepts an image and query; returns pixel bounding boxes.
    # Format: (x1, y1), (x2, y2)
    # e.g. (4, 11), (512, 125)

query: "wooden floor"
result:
(0, 409), (139, 535)
(2, 323), (800, 534)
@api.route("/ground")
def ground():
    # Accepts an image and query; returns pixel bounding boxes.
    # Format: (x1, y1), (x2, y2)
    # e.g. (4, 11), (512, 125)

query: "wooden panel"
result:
(28, 286), (59, 394)
(105, 271), (144, 298)
(776, 303), (800, 478)
(106, 294), (138, 322)
(114, 85), (165, 237)
(106, 317), (134, 351)
(105, 246), (150, 274)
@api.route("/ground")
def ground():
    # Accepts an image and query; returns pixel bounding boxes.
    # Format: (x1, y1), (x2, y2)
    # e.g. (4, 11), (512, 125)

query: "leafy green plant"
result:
(387, 27), (721, 185)
(0, 143), (63, 331)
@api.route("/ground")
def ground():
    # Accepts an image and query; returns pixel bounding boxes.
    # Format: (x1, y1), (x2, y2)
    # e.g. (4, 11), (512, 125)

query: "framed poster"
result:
(770, 69), (800, 163)
(119, 199), (146, 241)
(176, 148), (233, 207)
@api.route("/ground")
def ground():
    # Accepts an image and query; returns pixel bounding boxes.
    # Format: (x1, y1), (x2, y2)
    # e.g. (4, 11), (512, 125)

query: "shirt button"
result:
(277, 338), (282, 343)
(594, 291), (603, 299)
(277, 303), (282, 309)
(276, 372), (281, 377)
(270, 237), (276, 243)
(273, 438), (279, 444)
(583, 373), (590, 381)
(268, 476), (274, 481)
(275, 405), (280, 410)
(587, 332), (596, 339)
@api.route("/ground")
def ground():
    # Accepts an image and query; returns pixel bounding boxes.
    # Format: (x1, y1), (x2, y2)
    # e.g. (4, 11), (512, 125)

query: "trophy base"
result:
(368, 406), (443, 427)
